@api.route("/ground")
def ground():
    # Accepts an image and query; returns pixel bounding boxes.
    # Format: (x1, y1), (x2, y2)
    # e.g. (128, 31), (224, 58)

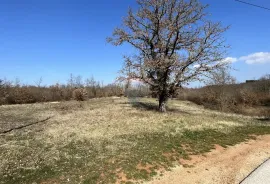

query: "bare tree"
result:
(0, 79), (3, 88)
(14, 77), (21, 87)
(67, 74), (83, 88)
(34, 77), (43, 87)
(0, 79), (4, 97)
(206, 67), (236, 86)
(67, 73), (75, 88)
(108, 0), (229, 112)
(85, 76), (97, 97)
(75, 75), (83, 88)
(259, 74), (270, 81)
(85, 76), (96, 88)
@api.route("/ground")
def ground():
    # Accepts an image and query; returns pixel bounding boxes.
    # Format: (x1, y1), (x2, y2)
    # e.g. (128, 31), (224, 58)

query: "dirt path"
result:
(146, 135), (270, 184)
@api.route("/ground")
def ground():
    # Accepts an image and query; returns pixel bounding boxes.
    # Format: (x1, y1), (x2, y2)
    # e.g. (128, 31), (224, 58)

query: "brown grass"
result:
(0, 97), (269, 184)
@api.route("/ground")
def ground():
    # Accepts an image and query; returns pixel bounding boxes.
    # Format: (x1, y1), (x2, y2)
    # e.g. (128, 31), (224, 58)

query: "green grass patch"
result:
(2, 125), (270, 184)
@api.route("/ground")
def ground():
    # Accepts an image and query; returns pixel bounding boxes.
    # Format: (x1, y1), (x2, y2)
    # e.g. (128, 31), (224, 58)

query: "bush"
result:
(262, 108), (270, 118)
(72, 88), (88, 101)
(6, 88), (36, 104)
(0, 76), (128, 105)
(177, 81), (270, 116)
(238, 89), (259, 106)
(49, 84), (64, 101)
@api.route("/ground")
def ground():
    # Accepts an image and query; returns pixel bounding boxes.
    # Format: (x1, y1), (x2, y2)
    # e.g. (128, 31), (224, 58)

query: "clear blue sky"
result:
(0, 0), (270, 86)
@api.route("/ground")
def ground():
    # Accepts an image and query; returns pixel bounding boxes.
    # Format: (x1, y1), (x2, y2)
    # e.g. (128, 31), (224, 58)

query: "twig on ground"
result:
(0, 117), (53, 134)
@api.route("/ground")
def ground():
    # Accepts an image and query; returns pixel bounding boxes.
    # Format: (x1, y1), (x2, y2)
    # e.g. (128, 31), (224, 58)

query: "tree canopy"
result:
(108, 0), (229, 112)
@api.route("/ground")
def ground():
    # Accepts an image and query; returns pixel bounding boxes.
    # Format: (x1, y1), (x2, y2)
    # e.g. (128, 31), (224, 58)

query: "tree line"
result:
(0, 75), (150, 105)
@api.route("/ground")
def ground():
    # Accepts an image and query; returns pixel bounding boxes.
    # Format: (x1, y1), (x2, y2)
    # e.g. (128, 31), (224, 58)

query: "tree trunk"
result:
(159, 94), (167, 113)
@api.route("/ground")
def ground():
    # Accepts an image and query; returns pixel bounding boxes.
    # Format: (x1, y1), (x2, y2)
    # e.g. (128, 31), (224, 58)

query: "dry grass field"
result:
(1, 97), (270, 184)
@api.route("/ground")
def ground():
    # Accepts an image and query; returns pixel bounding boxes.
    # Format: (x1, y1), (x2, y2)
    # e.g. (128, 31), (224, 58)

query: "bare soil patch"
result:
(147, 135), (270, 184)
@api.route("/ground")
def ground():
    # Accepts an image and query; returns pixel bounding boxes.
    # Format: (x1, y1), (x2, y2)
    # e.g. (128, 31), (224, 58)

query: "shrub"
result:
(177, 81), (270, 116)
(0, 76), (127, 105)
(238, 89), (259, 106)
(6, 88), (36, 104)
(72, 88), (88, 101)
(50, 84), (64, 101)
(262, 108), (270, 118)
